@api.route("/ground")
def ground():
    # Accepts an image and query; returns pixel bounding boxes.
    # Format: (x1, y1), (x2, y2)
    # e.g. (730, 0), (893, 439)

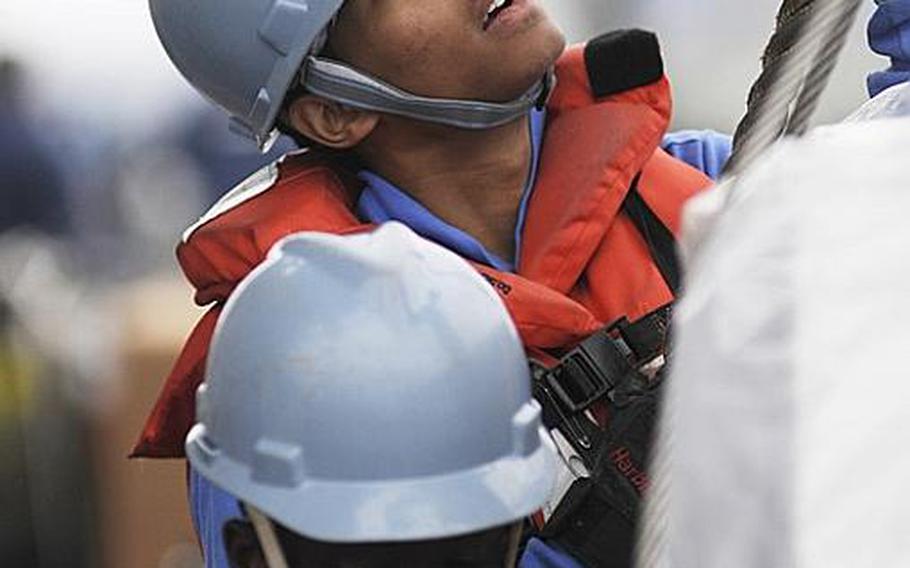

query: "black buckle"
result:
(546, 331), (632, 414)
(531, 305), (674, 463)
(532, 370), (597, 451)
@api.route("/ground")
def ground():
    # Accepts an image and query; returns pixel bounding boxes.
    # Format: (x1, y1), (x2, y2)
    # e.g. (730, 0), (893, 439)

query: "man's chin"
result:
(499, 33), (566, 99)
(526, 24), (567, 75)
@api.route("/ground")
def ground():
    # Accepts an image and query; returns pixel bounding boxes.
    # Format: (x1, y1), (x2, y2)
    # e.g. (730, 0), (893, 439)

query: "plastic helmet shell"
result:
(148, 0), (345, 147)
(186, 222), (555, 543)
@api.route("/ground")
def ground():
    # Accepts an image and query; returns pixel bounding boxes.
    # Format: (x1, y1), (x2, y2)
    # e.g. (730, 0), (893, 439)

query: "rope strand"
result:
(786, 1), (863, 135)
(723, 0), (863, 178)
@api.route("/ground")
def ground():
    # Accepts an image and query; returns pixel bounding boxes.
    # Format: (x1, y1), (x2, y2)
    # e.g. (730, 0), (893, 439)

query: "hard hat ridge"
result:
(271, 224), (468, 315)
(149, 0), (345, 149)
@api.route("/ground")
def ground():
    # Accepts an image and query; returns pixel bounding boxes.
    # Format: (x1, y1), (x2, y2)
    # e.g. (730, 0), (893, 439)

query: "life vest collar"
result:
(523, 30), (671, 291)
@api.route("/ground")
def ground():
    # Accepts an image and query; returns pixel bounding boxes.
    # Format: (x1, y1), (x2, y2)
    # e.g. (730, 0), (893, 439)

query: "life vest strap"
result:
(530, 304), (672, 567)
(622, 174), (682, 294)
(539, 477), (639, 568)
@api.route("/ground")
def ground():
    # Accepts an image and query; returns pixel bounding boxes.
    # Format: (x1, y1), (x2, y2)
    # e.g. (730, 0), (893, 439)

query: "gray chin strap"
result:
(301, 56), (552, 129)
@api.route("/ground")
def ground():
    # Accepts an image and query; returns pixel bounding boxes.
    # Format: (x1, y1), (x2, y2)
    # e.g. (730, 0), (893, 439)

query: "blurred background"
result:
(0, 1), (882, 567)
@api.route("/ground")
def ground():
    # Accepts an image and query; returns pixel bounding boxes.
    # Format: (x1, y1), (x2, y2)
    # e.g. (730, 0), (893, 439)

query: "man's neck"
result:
(358, 115), (533, 264)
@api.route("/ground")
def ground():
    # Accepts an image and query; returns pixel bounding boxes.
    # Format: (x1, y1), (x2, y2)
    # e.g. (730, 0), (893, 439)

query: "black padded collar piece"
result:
(584, 30), (665, 99)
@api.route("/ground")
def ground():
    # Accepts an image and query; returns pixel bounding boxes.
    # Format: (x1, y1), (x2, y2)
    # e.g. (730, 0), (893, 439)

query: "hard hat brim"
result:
(186, 424), (556, 543)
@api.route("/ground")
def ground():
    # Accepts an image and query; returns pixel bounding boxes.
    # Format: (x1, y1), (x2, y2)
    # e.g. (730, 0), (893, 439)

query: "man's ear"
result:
(223, 520), (267, 568)
(287, 95), (380, 149)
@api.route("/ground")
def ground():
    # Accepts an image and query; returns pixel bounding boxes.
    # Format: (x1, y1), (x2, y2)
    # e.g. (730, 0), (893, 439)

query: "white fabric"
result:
(845, 82), (910, 123)
(665, 116), (910, 568)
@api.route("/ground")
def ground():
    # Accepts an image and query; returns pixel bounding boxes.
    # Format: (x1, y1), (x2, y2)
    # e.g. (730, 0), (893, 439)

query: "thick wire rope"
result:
(635, 2), (862, 567)
(723, 0), (863, 178)
(786, 1), (864, 135)
(726, 0), (815, 165)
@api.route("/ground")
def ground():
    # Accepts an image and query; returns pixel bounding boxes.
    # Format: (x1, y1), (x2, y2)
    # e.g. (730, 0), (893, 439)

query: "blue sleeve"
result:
(868, 0), (910, 97)
(189, 466), (243, 568)
(661, 130), (732, 181)
(520, 538), (587, 568)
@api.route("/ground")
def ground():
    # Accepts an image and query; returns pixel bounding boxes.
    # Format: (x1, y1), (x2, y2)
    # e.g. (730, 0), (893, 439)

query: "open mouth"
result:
(483, 0), (514, 30)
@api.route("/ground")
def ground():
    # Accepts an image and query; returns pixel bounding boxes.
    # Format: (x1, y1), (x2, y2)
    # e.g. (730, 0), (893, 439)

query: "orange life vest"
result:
(132, 34), (713, 459)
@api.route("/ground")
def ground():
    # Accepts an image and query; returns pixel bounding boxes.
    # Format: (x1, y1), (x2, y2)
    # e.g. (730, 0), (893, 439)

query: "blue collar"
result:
(356, 108), (546, 273)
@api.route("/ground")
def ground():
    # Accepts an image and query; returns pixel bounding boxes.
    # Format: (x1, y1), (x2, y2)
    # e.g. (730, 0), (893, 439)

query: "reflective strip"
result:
(182, 162), (279, 243)
(302, 56), (549, 130)
(180, 149), (310, 243)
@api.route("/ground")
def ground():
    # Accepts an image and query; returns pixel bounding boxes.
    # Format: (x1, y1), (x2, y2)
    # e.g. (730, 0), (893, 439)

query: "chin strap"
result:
(301, 56), (552, 129)
(247, 505), (290, 568)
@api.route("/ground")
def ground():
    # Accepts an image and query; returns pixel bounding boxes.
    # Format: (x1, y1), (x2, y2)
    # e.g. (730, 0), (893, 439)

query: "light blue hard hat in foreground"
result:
(185, 222), (556, 543)
(148, 0), (549, 150)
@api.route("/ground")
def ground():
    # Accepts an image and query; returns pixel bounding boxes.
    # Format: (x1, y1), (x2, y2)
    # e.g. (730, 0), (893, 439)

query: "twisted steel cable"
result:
(722, 0), (863, 178)
(724, 0), (812, 176)
(635, 2), (862, 567)
(786, 1), (863, 135)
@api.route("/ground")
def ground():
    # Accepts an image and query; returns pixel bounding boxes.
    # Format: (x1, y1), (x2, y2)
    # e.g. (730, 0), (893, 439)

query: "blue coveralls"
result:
(868, 0), (910, 97)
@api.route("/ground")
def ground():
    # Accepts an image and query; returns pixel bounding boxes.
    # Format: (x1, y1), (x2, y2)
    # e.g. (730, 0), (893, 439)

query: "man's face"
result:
(328, 0), (566, 104)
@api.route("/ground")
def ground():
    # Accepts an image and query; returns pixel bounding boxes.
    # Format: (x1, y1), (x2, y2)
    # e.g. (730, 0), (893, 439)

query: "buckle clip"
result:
(546, 331), (632, 413)
(531, 305), (674, 460)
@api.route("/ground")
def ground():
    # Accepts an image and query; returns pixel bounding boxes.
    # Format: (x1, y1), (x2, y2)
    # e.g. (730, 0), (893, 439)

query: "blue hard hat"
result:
(186, 223), (556, 542)
(150, 0), (344, 148)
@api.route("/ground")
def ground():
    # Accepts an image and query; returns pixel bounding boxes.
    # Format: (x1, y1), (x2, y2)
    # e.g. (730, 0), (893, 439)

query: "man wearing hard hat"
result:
(134, 1), (735, 567)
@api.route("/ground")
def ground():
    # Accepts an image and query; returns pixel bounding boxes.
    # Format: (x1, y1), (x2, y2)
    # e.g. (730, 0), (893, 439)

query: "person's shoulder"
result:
(174, 149), (365, 306)
(661, 130), (732, 181)
(180, 149), (360, 245)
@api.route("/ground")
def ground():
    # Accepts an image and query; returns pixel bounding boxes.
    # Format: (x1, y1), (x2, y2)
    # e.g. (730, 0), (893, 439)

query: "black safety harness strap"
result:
(531, 173), (681, 568)
(622, 173), (681, 296)
(532, 305), (672, 458)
